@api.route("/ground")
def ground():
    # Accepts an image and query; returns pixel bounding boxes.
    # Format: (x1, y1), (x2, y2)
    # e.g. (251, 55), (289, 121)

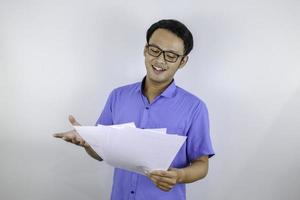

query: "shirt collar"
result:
(136, 76), (177, 98)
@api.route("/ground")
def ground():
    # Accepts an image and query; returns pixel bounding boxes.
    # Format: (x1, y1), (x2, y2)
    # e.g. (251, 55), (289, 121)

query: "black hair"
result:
(146, 19), (194, 55)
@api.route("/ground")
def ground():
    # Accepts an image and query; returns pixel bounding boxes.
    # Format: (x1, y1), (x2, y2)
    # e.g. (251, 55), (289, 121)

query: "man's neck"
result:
(143, 76), (172, 103)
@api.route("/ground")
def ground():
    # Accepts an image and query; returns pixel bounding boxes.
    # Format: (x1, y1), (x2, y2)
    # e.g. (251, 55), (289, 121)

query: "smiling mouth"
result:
(152, 65), (166, 73)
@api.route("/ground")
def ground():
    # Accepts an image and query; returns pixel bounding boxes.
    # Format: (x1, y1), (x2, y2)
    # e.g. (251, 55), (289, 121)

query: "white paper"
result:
(145, 128), (167, 134)
(99, 122), (166, 134)
(74, 123), (186, 175)
(99, 122), (136, 129)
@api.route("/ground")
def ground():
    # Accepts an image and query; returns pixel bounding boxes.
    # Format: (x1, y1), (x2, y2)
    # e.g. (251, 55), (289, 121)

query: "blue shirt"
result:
(96, 78), (215, 200)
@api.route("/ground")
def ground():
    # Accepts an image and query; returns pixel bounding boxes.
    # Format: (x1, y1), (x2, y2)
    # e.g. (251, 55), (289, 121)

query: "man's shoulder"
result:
(175, 86), (207, 107)
(110, 81), (140, 96)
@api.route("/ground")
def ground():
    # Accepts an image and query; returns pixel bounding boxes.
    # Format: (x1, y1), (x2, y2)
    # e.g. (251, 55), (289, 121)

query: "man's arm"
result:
(176, 155), (208, 183)
(53, 115), (103, 161)
(147, 155), (209, 191)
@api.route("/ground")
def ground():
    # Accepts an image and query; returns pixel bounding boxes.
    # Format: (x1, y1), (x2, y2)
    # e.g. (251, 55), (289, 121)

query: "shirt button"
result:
(146, 107), (149, 110)
(131, 191), (135, 194)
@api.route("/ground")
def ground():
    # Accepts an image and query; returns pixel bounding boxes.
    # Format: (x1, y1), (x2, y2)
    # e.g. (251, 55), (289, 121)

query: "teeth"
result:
(153, 66), (164, 71)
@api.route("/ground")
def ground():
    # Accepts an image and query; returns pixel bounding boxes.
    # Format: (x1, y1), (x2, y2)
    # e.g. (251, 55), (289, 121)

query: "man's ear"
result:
(178, 56), (189, 69)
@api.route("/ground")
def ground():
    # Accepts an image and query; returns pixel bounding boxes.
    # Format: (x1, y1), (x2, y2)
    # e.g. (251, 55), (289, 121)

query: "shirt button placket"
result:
(129, 174), (138, 200)
(140, 105), (150, 129)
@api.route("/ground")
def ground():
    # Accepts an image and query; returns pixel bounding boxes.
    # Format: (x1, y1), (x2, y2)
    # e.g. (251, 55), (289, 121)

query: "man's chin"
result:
(147, 75), (171, 85)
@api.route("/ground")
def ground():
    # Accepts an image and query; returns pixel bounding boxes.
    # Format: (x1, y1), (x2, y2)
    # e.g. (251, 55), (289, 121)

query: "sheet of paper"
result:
(74, 126), (108, 160)
(98, 122), (136, 129)
(103, 126), (186, 174)
(99, 122), (166, 134)
(145, 128), (167, 134)
(74, 123), (186, 175)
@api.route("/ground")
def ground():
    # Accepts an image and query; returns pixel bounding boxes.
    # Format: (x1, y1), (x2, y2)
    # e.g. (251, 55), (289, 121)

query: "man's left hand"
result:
(146, 168), (184, 192)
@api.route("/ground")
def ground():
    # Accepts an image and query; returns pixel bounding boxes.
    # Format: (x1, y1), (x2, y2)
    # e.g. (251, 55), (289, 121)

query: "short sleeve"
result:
(95, 90), (115, 126)
(186, 102), (215, 162)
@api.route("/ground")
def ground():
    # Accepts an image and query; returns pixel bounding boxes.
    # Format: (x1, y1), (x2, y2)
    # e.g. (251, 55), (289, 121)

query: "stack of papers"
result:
(73, 123), (186, 175)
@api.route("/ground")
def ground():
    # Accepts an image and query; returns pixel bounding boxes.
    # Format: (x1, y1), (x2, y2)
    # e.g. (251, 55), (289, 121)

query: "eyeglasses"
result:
(146, 44), (184, 63)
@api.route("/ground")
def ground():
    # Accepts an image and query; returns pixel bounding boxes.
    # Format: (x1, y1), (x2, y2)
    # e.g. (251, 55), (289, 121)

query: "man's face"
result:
(144, 28), (188, 85)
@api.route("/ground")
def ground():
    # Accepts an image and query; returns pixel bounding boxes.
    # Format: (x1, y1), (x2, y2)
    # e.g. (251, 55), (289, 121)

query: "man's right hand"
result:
(53, 115), (90, 148)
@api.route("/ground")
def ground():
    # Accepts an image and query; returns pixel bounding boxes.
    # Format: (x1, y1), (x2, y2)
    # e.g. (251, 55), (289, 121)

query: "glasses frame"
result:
(146, 43), (185, 63)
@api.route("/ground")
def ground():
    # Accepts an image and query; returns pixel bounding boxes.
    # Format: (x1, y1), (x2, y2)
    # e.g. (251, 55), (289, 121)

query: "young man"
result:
(54, 19), (215, 200)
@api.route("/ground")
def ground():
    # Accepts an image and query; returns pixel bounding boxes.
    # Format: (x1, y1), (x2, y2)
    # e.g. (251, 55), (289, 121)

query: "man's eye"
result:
(150, 49), (160, 53)
(166, 54), (176, 59)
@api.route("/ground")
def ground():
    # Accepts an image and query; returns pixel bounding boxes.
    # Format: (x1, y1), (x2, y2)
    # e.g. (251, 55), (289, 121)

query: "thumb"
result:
(53, 132), (63, 138)
(69, 115), (81, 126)
(168, 167), (178, 172)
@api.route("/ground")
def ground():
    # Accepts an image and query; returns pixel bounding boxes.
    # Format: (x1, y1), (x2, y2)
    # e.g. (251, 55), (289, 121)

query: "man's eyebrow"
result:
(148, 43), (183, 55)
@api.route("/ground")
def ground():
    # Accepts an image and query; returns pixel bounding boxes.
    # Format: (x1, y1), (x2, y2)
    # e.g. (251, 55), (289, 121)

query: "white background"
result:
(0, 0), (299, 199)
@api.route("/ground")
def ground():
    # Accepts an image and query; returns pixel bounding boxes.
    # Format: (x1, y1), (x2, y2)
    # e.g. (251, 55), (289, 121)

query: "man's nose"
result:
(157, 52), (166, 63)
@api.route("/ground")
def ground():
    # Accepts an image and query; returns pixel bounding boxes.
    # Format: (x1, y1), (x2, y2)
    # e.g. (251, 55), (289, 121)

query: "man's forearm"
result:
(84, 146), (103, 161)
(177, 156), (209, 184)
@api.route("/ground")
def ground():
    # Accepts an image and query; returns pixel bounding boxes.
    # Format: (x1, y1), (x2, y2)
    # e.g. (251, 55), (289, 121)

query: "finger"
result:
(158, 177), (176, 186)
(69, 115), (81, 126)
(148, 175), (174, 191)
(149, 177), (168, 190)
(62, 136), (72, 142)
(71, 137), (80, 145)
(150, 170), (167, 176)
(83, 140), (89, 147)
(148, 175), (158, 184)
(83, 142), (90, 148)
(79, 138), (87, 147)
(157, 180), (173, 189)
(157, 183), (172, 191)
(54, 129), (75, 138)
(78, 139), (84, 146)
(150, 175), (176, 186)
(150, 170), (175, 179)
(53, 132), (65, 138)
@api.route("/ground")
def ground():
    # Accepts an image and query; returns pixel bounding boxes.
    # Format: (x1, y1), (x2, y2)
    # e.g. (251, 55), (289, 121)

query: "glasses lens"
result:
(148, 46), (161, 57)
(147, 45), (180, 63)
(164, 52), (179, 62)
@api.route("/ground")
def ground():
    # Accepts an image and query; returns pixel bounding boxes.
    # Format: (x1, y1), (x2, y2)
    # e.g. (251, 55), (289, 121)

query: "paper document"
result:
(74, 123), (186, 175)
